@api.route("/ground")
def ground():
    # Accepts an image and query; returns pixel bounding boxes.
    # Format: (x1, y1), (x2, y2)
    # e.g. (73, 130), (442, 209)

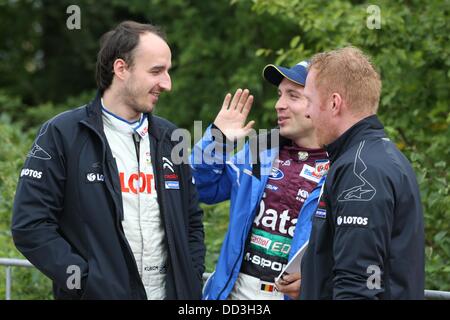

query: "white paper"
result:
(275, 240), (309, 282)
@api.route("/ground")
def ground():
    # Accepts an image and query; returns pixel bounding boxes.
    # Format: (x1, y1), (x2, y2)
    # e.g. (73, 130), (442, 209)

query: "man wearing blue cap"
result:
(190, 61), (329, 300)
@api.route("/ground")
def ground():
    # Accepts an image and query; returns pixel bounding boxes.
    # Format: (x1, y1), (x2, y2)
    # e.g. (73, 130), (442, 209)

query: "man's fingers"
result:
(243, 120), (255, 135)
(229, 88), (243, 110)
(221, 93), (232, 110)
(241, 94), (254, 115)
(283, 272), (301, 282)
(236, 89), (250, 112)
(275, 279), (301, 299)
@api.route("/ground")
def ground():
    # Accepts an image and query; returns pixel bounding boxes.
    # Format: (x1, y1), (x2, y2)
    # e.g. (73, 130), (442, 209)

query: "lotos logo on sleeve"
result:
(20, 168), (43, 180)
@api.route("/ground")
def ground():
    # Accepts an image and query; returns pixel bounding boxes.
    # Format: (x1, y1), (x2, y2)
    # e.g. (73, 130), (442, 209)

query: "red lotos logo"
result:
(119, 172), (154, 194)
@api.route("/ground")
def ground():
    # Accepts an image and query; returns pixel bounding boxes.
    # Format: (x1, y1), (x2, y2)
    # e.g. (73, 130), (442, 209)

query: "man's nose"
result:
(275, 98), (286, 111)
(160, 73), (172, 92)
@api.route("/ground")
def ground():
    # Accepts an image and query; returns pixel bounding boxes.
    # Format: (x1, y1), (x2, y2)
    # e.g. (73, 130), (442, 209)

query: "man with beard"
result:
(12, 21), (205, 300)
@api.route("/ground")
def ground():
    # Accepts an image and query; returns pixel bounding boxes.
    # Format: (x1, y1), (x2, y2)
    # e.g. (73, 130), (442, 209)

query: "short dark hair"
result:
(95, 21), (167, 93)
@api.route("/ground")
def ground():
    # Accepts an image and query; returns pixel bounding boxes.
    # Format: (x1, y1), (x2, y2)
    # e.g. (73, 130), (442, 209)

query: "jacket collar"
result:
(326, 114), (386, 163)
(84, 91), (164, 141)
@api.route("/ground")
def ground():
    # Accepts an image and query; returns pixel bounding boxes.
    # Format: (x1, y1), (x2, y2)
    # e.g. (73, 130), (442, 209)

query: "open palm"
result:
(213, 88), (255, 141)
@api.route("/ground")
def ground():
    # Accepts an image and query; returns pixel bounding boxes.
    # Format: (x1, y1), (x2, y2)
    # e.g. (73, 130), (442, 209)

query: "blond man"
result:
(301, 46), (424, 299)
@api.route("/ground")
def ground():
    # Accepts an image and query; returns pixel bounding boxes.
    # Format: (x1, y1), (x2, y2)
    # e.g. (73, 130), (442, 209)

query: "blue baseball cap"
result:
(263, 60), (309, 87)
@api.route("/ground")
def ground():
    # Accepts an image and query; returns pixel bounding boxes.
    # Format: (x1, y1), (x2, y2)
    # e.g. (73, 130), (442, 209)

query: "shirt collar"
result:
(101, 98), (149, 138)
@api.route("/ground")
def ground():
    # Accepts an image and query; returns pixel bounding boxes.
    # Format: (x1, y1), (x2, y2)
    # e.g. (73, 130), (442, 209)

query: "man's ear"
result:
(331, 93), (343, 115)
(112, 58), (128, 81)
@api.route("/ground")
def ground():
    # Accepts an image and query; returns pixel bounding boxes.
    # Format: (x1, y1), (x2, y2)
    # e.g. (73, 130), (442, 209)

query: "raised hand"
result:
(213, 88), (255, 141)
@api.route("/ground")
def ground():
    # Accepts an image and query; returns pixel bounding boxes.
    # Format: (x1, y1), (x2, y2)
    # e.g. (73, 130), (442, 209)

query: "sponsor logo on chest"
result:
(315, 159), (330, 177)
(162, 156), (180, 189)
(295, 188), (309, 202)
(269, 167), (284, 180)
(86, 172), (104, 183)
(337, 215), (369, 227)
(119, 172), (154, 194)
(265, 183), (279, 191)
(299, 164), (321, 183)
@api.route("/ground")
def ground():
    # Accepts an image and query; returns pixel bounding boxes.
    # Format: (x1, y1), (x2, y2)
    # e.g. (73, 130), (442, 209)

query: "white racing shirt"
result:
(102, 100), (167, 299)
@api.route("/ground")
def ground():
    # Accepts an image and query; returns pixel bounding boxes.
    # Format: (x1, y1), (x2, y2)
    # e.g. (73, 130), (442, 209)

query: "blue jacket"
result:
(190, 125), (323, 300)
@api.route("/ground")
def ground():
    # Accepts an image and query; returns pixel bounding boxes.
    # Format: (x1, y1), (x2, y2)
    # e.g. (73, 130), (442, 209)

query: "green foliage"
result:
(0, 117), (52, 299)
(0, 0), (448, 298)
(202, 202), (230, 272)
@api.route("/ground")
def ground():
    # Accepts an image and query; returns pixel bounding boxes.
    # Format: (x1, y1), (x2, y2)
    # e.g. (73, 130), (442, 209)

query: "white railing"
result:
(1, 258), (449, 300)
(0, 258), (34, 300)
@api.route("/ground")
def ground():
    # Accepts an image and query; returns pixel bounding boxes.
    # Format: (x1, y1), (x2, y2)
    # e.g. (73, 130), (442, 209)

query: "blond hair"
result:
(308, 46), (381, 115)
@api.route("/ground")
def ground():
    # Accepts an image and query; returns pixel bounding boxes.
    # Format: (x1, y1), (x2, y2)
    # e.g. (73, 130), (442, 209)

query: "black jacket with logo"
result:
(300, 115), (424, 299)
(12, 93), (205, 300)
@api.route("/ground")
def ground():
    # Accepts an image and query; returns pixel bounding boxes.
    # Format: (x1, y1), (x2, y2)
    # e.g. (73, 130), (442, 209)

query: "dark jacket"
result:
(12, 93), (205, 300)
(300, 115), (424, 299)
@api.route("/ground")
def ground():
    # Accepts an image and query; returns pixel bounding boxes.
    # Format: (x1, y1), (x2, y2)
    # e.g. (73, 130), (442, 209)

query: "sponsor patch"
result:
(86, 172), (104, 183)
(120, 172), (153, 193)
(27, 122), (51, 160)
(165, 181), (180, 189)
(136, 125), (148, 138)
(315, 159), (330, 177)
(162, 157), (174, 173)
(315, 208), (327, 219)
(250, 234), (272, 250)
(295, 188), (309, 202)
(299, 164), (321, 183)
(265, 184), (279, 191)
(20, 168), (43, 180)
(145, 152), (151, 164)
(260, 281), (276, 292)
(336, 215), (369, 227)
(244, 252), (287, 272)
(337, 141), (376, 202)
(164, 173), (178, 180)
(249, 229), (292, 259)
(269, 167), (284, 180)
(277, 159), (291, 166)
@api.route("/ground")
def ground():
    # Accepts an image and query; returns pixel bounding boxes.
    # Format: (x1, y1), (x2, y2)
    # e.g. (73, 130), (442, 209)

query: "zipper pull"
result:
(133, 133), (141, 167)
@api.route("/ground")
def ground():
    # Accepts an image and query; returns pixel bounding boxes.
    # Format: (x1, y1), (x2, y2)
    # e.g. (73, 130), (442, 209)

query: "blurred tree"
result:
(0, 0), (297, 130)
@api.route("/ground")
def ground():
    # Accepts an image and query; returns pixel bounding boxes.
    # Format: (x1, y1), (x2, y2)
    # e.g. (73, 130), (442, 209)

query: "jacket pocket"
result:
(79, 261), (92, 299)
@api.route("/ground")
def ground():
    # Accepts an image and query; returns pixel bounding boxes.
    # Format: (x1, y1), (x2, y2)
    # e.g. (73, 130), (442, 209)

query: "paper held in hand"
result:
(275, 241), (309, 282)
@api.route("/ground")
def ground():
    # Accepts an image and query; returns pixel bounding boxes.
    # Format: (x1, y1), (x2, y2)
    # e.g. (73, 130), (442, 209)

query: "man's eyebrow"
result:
(149, 64), (171, 71)
(286, 89), (303, 96)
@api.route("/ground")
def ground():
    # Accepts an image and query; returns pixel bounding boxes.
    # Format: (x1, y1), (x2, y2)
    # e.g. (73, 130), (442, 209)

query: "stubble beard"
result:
(122, 82), (153, 115)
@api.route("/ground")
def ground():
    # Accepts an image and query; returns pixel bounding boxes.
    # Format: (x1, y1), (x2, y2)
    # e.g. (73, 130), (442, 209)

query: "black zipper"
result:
(80, 120), (147, 299)
(133, 133), (140, 167)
